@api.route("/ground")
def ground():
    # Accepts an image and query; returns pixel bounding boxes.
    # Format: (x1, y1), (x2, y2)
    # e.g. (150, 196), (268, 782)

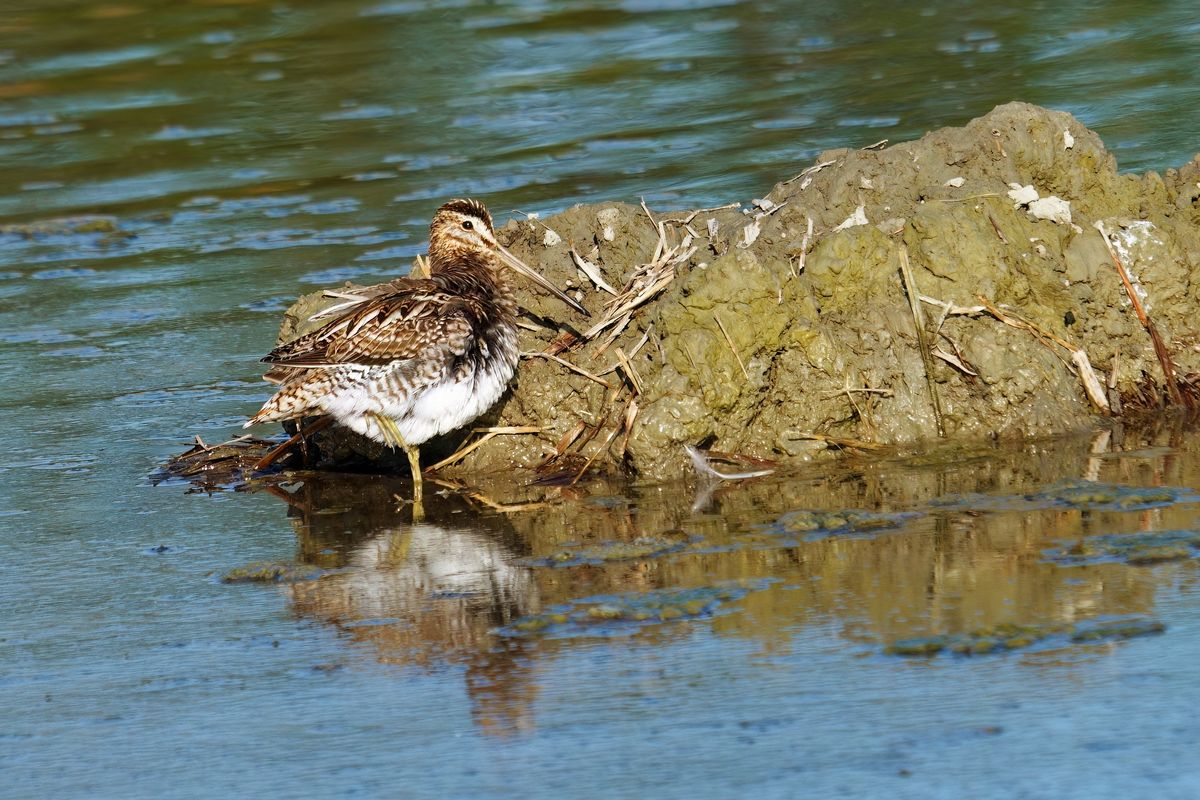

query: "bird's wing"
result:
(262, 278), (475, 368)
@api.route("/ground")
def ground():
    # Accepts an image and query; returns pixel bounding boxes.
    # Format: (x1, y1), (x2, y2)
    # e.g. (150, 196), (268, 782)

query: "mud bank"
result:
(272, 103), (1200, 481)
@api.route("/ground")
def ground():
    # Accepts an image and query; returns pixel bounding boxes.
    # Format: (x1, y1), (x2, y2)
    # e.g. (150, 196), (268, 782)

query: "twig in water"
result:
(684, 445), (775, 481)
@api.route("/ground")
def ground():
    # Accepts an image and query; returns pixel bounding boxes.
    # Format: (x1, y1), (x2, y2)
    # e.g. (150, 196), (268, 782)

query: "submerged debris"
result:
(524, 535), (692, 568)
(930, 480), (1196, 513)
(221, 561), (326, 584)
(1044, 530), (1200, 567)
(756, 508), (919, 541)
(498, 581), (772, 638)
(886, 617), (1165, 657)
(152, 435), (282, 491)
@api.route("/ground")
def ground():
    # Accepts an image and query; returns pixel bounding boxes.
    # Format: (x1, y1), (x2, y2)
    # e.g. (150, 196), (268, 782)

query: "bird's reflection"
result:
(263, 473), (543, 735)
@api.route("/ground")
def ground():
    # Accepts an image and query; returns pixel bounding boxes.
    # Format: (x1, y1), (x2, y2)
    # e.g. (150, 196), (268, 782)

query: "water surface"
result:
(3, 1), (1200, 797)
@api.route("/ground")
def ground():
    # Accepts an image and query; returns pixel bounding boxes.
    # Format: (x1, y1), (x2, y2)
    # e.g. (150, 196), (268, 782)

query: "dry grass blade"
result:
(569, 246), (618, 296)
(1094, 221), (1187, 407)
(785, 431), (884, 452)
(898, 246), (945, 437)
(599, 324), (654, 375)
(428, 426), (541, 471)
(714, 314), (749, 380)
(783, 159), (837, 185)
(569, 426), (619, 486)
(976, 296), (1076, 351)
(619, 397), (639, 459)
(976, 295), (1114, 412)
(522, 351), (612, 388)
(931, 348), (978, 376)
(1071, 349), (1111, 413)
(613, 347), (644, 395)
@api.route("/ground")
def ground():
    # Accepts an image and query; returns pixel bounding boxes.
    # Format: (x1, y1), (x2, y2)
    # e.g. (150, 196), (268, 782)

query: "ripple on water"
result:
(31, 268), (99, 280)
(298, 265), (387, 284)
(0, 327), (78, 345)
(320, 105), (413, 121)
(263, 198), (361, 218)
(197, 226), (379, 253)
(149, 125), (239, 141)
(114, 381), (262, 409)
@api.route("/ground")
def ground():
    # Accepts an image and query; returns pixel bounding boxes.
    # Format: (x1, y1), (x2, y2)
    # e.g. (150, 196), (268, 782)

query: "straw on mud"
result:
(975, 296), (1076, 352)
(613, 346), (644, 396)
(936, 193), (1003, 203)
(782, 159), (837, 185)
(599, 324), (653, 376)
(898, 245), (946, 437)
(553, 420), (587, 457)
(931, 347), (978, 377)
(428, 426), (541, 471)
(791, 215), (813, 277)
(1094, 221), (1188, 408)
(987, 214), (1008, 244)
(975, 296), (1110, 413)
(582, 200), (694, 343)
(820, 384), (893, 399)
(569, 246), (618, 296)
(618, 397), (639, 460)
(522, 351), (612, 388)
(784, 431), (884, 452)
(714, 314), (749, 381)
(1071, 350), (1111, 413)
(570, 427), (619, 486)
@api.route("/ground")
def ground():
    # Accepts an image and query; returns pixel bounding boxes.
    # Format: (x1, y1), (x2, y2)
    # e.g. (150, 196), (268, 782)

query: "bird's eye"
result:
(462, 220), (474, 230)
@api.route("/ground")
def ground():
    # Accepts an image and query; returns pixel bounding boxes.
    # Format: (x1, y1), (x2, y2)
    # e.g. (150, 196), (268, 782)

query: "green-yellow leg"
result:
(369, 412), (424, 519)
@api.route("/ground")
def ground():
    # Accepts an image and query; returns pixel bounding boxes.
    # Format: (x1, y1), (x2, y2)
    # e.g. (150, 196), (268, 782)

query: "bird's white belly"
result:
(402, 362), (514, 443)
(322, 356), (516, 447)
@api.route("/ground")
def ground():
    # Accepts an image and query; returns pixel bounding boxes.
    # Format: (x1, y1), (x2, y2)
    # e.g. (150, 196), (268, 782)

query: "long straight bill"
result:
(497, 245), (590, 316)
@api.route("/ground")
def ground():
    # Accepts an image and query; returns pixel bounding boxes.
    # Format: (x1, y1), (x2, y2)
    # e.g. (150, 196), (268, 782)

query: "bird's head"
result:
(429, 198), (587, 316)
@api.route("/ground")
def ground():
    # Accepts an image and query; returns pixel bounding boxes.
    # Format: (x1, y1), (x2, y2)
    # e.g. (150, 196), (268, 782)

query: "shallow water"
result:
(3, 1), (1200, 797)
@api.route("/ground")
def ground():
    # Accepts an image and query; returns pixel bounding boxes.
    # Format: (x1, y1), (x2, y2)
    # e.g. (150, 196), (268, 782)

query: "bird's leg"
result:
(254, 416), (333, 471)
(368, 412), (424, 519)
(405, 444), (424, 521)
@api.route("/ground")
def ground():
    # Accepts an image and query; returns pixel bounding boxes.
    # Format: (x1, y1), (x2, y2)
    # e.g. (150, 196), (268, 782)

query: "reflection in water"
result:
(266, 475), (543, 734)
(250, 417), (1200, 735)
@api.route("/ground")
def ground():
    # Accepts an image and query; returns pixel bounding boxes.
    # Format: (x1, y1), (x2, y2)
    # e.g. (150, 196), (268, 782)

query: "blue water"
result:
(3, 1), (1200, 797)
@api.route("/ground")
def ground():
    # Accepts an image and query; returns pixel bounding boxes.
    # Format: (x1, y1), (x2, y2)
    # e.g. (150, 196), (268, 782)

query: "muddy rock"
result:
(270, 103), (1200, 480)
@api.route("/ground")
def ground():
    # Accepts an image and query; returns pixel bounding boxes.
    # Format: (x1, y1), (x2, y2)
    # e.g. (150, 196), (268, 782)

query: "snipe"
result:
(245, 198), (586, 509)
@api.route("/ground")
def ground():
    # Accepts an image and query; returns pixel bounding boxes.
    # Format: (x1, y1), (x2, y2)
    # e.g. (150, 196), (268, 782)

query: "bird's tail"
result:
(244, 383), (313, 428)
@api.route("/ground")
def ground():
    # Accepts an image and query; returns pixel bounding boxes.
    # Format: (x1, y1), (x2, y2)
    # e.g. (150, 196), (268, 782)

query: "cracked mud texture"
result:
(273, 102), (1200, 480)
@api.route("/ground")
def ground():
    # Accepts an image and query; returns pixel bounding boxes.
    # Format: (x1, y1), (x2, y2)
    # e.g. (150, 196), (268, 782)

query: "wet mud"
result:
(260, 103), (1200, 482)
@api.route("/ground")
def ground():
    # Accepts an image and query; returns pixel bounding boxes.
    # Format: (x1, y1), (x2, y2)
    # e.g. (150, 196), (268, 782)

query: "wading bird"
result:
(245, 198), (587, 508)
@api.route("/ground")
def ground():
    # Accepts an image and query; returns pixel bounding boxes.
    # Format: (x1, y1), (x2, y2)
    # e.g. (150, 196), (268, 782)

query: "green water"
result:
(3, 1), (1200, 797)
